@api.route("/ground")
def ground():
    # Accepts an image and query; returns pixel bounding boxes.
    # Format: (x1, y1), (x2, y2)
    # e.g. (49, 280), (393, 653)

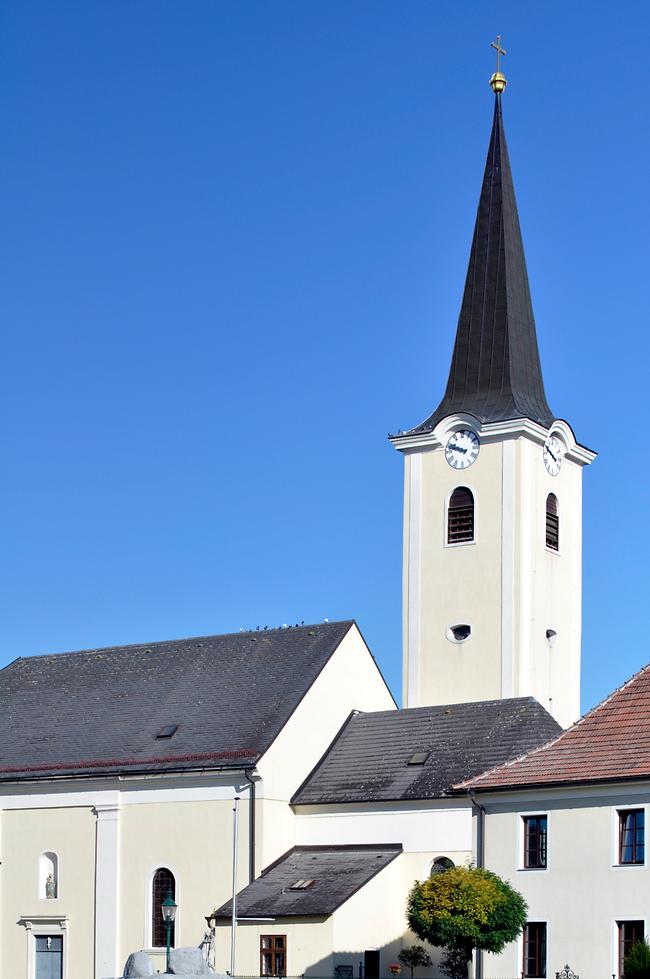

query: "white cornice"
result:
(389, 414), (597, 467)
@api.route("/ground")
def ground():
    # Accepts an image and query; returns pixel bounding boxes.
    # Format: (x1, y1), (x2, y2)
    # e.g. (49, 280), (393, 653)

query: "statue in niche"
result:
(45, 873), (56, 899)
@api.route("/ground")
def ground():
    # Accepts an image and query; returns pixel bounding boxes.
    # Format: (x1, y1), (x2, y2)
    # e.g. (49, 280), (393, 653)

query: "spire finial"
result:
(489, 35), (507, 94)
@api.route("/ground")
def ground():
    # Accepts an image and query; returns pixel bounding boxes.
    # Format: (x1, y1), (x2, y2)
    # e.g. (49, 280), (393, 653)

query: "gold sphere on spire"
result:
(489, 71), (507, 94)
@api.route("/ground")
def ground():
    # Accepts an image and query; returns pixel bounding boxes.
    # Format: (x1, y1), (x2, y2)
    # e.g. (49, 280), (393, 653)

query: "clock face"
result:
(445, 430), (480, 470)
(543, 435), (563, 476)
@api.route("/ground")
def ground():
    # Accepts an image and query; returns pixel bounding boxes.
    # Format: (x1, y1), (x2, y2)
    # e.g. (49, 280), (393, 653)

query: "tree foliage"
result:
(625, 939), (650, 979)
(407, 866), (527, 977)
(398, 945), (433, 977)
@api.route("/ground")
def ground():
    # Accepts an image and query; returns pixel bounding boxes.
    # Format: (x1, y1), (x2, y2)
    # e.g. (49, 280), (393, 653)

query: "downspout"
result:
(469, 789), (486, 868)
(244, 768), (260, 883)
(469, 790), (487, 979)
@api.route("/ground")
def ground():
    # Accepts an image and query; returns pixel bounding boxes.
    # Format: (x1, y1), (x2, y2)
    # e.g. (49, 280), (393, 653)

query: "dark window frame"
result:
(545, 494), (559, 551)
(523, 921), (547, 978)
(618, 920), (645, 977)
(523, 815), (548, 869)
(151, 868), (176, 949)
(260, 934), (287, 977)
(619, 809), (645, 865)
(447, 487), (475, 545)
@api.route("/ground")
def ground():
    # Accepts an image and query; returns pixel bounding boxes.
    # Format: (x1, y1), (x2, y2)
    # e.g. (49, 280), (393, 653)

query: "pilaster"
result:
(94, 803), (120, 979)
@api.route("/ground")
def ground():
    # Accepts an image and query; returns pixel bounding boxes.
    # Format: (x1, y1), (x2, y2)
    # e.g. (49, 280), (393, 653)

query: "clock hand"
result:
(547, 446), (558, 463)
(449, 444), (467, 454)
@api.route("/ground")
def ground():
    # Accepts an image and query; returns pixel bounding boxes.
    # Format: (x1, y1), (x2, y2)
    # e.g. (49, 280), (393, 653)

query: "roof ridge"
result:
(5, 619), (355, 665)
(354, 696), (541, 721)
(456, 660), (650, 791)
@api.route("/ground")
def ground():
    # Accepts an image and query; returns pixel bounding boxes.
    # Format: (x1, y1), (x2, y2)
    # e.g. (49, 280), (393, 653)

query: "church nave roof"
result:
(0, 620), (356, 781)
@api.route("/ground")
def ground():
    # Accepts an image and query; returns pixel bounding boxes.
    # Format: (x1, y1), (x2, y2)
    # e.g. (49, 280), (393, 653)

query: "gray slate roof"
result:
(409, 94), (555, 434)
(292, 697), (562, 804)
(0, 621), (357, 781)
(214, 844), (402, 919)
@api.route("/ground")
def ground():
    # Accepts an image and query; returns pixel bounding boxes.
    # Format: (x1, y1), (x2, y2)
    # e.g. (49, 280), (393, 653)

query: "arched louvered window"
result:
(546, 493), (559, 551)
(152, 868), (176, 948)
(447, 487), (474, 544)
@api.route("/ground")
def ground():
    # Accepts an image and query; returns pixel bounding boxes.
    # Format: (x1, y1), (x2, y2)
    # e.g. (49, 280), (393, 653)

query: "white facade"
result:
(0, 624), (395, 979)
(213, 799), (475, 978)
(392, 415), (595, 728)
(475, 782), (650, 979)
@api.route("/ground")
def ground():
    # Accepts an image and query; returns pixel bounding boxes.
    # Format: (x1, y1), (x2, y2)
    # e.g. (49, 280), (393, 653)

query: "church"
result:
(2, 57), (648, 979)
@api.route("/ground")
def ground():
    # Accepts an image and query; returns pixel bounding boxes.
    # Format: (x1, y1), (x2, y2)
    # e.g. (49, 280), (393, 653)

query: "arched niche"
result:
(39, 851), (58, 899)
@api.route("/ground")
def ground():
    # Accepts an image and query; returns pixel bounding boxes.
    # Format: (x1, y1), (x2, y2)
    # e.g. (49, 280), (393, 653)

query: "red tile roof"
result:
(456, 662), (650, 792)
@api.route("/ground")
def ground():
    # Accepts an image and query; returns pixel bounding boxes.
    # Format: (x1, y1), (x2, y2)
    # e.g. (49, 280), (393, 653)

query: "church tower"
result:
(390, 66), (595, 729)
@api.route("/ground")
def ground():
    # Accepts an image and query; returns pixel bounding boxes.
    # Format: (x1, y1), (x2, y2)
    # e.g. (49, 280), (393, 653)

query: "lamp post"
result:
(161, 891), (178, 974)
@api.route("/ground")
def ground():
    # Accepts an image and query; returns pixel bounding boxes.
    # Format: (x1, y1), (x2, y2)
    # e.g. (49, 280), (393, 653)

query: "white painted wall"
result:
(396, 418), (593, 728)
(295, 799), (473, 857)
(478, 782), (650, 979)
(257, 623), (396, 868)
(0, 624), (396, 979)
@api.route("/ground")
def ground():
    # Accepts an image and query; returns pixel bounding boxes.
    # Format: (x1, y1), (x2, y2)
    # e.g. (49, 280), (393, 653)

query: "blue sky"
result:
(2, 1), (649, 713)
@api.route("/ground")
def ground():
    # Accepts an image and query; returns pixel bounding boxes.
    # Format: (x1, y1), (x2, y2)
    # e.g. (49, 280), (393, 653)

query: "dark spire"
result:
(417, 94), (554, 432)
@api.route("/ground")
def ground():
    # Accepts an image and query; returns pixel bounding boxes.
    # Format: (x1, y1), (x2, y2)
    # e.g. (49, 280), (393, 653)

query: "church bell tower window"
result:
(447, 487), (475, 544)
(545, 494), (559, 551)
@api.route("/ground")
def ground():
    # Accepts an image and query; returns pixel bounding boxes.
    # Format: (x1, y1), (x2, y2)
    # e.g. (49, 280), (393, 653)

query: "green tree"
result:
(624, 938), (650, 979)
(406, 866), (527, 978)
(398, 945), (433, 978)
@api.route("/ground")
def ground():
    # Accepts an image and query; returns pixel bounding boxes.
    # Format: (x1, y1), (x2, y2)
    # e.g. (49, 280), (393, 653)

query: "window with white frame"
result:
(151, 868), (176, 948)
(447, 487), (474, 544)
(619, 810), (645, 865)
(522, 922), (547, 978)
(522, 815), (547, 869)
(617, 920), (644, 977)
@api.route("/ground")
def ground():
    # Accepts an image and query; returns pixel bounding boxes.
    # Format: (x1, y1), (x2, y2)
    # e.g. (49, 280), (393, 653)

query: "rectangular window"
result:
(619, 810), (645, 864)
(35, 936), (63, 979)
(260, 935), (286, 977)
(523, 922), (547, 978)
(523, 815), (548, 869)
(618, 920), (644, 977)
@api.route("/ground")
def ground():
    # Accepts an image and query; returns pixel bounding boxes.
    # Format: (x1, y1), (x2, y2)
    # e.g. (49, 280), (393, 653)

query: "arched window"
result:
(152, 868), (176, 949)
(430, 856), (455, 875)
(546, 494), (559, 551)
(447, 487), (474, 544)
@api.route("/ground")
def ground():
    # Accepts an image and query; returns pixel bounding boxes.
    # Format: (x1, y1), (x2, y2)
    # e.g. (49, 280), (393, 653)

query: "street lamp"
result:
(161, 891), (178, 974)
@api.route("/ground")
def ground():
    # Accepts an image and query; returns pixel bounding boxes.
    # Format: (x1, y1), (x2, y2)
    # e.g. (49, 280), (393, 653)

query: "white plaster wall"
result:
(515, 441), (584, 727)
(0, 775), (251, 979)
(215, 917), (334, 977)
(333, 853), (406, 972)
(0, 806), (97, 979)
(257, 624), (396, 868)
(401, 429), (587, 728)
(405, 438), (505, 709)
(214, 856), (435, 979)
(294, 800), (473, 857)
(118, 795), (251, 970)
(480, 784), (650, 979)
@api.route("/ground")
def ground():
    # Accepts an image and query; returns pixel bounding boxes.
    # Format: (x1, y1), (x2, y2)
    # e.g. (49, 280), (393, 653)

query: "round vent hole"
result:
(447, 624), (471, 643)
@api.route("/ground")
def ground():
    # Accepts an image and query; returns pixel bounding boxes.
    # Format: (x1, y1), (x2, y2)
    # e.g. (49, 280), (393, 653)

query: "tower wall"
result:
(401, 427), (585, 729)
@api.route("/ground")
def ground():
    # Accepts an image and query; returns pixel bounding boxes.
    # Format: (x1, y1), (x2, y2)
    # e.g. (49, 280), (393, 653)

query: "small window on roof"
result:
(156, 724), (178, 739)
(408, 751), (430, 766)
(289, 879), (315, 890)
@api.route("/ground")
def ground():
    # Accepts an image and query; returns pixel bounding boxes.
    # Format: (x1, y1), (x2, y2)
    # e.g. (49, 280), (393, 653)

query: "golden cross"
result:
(490, 35), (506, 73)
